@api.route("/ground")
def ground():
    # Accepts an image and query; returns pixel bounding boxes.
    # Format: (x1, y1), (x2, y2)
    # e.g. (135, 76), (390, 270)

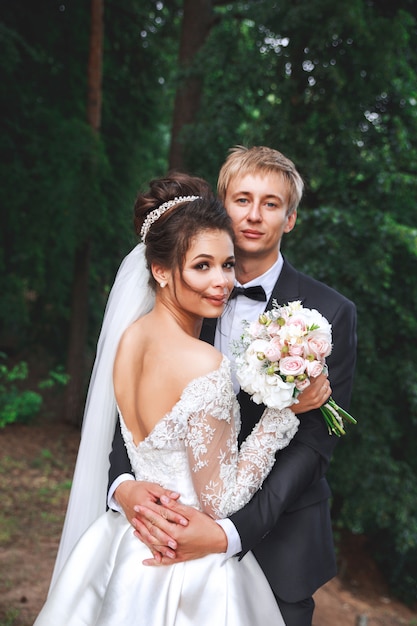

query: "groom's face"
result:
(224, 171), (297, 268)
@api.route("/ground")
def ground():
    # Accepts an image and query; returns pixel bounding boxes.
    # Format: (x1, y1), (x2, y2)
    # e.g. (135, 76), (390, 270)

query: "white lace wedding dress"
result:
(35, 357), (298, 626)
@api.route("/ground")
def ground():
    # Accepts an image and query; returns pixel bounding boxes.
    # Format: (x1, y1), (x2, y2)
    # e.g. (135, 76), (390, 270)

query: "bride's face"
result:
(174, 228), (235, 318)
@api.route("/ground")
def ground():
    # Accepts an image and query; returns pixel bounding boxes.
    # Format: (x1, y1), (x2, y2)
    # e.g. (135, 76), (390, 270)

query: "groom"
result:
(107, 145), (357, 625)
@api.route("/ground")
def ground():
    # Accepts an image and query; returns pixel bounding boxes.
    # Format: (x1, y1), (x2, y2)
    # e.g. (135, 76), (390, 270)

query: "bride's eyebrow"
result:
(190, 254), (214, 261)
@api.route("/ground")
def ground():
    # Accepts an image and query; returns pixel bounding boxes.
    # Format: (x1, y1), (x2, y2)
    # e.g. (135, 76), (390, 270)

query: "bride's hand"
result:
(114, 480), (186, 530)
(133, 499), (228, 566)
(130, 494), (189, 562)
(291, 372), (331, 414)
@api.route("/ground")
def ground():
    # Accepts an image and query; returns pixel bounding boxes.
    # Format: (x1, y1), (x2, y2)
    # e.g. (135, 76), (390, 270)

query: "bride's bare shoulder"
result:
(182, 337), (224, 380)
(115, 318), (224, 384)
(114, 318), (147, 364)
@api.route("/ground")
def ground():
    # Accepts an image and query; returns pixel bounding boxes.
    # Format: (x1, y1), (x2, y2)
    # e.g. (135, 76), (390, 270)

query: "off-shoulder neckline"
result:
(118, 355), (230, 449)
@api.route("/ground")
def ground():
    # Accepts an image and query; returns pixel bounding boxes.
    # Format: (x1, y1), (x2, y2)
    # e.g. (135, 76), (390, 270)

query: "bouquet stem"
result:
(320, 398), (357, 437)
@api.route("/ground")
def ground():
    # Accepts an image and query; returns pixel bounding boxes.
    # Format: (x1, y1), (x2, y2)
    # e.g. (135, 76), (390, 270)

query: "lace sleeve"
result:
(184, 389), (299, 519)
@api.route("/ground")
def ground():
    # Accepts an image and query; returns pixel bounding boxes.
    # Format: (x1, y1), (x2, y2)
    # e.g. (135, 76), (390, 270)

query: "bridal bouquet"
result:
(233, 300), (357, 436)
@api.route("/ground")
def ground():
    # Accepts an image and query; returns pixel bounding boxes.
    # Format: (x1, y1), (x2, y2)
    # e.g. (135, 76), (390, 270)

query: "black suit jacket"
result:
(108, 257), (357, 603)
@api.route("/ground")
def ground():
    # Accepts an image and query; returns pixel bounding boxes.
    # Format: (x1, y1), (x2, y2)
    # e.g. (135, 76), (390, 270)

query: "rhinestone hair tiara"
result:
(140, 195), (201, 241)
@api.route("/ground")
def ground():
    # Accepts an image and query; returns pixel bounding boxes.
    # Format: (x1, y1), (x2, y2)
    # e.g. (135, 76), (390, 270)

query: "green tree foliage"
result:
(0, 0), (178, 357)
(0, 353), (69, 428)
(0, 359), (42, 427)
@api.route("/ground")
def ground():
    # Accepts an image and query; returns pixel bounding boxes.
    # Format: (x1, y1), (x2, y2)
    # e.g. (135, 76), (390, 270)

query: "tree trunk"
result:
(87, 0), (103, 132)
(168, 0), (215, 170)
(64, 0), (103, 425)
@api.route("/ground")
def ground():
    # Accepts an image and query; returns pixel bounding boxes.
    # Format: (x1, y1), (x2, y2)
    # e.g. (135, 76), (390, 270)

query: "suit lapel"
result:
(266, 257), (304, 310)
(200, 316), (217, 344)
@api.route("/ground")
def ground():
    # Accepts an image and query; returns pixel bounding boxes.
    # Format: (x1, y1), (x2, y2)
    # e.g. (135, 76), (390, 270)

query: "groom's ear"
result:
(284, 210), (297, 234)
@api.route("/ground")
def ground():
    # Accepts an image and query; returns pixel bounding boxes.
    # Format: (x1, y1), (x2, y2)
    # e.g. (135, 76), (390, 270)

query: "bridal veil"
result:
(50, 243), (153, 588)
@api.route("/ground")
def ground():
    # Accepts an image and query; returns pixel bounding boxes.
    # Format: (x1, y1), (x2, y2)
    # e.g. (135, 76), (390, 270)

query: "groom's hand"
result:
(292, 372), (331, 414)
(133, 499), (227, 566)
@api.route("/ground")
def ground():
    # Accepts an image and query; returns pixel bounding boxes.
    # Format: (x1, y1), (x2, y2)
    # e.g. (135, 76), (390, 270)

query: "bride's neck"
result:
(151, 298), (203, 339)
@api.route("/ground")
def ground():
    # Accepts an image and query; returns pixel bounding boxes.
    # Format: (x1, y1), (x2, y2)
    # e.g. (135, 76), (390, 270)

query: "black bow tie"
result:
(230, 285), (267, 302)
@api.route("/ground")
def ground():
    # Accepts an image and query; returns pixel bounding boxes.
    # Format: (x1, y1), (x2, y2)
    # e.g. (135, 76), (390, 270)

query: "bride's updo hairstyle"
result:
(134, 172), (234, 288)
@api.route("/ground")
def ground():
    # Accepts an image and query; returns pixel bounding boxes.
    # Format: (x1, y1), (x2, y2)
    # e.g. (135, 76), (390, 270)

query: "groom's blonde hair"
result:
(217, 145), (304, 216)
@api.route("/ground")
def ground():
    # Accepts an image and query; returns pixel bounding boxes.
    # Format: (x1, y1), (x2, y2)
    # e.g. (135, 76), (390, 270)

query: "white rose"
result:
(262, 374), (295, 409)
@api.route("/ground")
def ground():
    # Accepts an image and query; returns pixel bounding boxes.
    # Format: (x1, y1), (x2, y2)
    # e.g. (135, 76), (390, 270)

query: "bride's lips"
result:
(205, 294), (229, 306)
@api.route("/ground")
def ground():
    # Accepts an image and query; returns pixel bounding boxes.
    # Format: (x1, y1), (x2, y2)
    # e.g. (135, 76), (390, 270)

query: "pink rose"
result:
(264, 337), (283, 362)
(307, 334), (332, 359)
(288, 342), (305, 357)
(286, 315), (307, 333)
(295, 378), (311, 391)
(306, 359), (324, 378)
(248, 320), (265, 338)
(267, 322), (282, 338)
(279, 355), (306, 377)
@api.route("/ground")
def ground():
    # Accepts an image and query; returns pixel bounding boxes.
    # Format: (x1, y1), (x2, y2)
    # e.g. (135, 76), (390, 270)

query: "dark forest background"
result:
(1, 0), (416, 603)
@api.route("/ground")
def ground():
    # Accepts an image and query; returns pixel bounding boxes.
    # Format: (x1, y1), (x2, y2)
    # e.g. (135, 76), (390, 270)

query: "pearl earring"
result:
(159, 281), (166, 288)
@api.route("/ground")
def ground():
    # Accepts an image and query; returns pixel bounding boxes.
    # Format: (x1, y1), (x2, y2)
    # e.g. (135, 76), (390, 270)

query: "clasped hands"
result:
(115, 480), (227, 565)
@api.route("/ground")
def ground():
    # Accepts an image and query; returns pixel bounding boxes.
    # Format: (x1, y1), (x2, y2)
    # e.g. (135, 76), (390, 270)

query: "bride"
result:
(35, 174), (302, 625)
